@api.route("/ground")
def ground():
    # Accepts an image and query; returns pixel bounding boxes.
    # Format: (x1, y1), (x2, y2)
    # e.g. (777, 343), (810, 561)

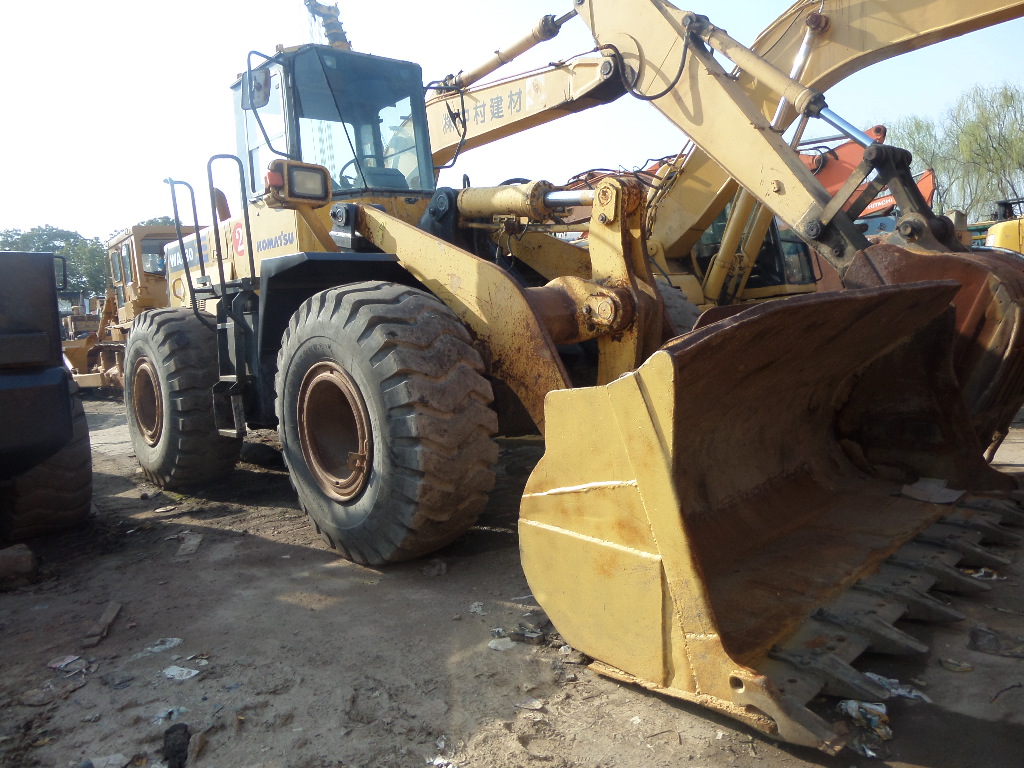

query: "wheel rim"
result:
(132, 357), (163, 447)
(297, 361), (373, 502)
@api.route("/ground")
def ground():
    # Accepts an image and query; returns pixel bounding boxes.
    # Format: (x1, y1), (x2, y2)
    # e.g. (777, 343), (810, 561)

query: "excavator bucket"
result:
(520, 283), (1022, 753)
(845, 246), (1024, 461)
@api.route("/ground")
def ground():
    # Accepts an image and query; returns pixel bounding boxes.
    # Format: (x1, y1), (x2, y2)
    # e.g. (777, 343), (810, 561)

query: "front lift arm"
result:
(349, 178), (661, 430)
(353, 202), (571, 433)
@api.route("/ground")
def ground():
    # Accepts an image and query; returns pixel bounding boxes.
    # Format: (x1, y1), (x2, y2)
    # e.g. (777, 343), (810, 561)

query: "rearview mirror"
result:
(241, 69), (270, 110)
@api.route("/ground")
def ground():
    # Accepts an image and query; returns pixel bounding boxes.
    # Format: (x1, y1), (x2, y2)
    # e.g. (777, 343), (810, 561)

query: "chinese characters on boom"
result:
(442, 89), (525, 133)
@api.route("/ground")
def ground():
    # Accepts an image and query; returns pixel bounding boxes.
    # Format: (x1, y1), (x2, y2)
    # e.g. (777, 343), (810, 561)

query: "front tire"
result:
(1, 384), (92, 541)
(276, 282), (498, 565)
(124, 309), (241, 488)
(657, 279), (701, 336)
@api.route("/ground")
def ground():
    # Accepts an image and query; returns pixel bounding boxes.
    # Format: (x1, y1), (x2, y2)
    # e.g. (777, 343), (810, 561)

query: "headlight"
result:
(264, 159), (333, 208)
(289, 166), (329, 199)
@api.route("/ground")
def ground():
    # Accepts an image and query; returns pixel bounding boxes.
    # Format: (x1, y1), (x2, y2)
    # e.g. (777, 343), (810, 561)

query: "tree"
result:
(950, 84), (1024, 210)
(888, 83), (1024, 221)
(884, 115), (955, 211)
(138, 215), (180, 227)
(0, 226), (107, 294)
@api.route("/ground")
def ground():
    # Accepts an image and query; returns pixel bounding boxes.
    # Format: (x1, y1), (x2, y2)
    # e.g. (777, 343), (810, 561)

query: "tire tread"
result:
(126, 309), (240, 488)
(1, 386), (92, 540)
(276, 282), (498, 564)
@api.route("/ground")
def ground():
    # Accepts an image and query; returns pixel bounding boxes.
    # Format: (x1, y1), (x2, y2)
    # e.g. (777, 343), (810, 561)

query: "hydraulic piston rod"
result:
(441, 10), (578, 90)
(457, 181), (594, 220)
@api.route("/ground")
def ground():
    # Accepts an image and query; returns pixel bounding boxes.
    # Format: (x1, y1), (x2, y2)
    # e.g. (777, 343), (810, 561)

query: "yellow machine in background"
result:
(124, 0), (1024, 753)
(63, 225), (192, 389)
(60, 298), (101, 341)
(982, 198), (1024, 250)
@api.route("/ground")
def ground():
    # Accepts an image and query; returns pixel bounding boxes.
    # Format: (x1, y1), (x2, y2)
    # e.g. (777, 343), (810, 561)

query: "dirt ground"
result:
(1, 398), (1023, 768)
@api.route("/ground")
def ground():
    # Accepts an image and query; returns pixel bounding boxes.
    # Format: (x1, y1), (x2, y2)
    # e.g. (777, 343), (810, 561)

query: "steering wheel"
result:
(338, 155), (372, 184)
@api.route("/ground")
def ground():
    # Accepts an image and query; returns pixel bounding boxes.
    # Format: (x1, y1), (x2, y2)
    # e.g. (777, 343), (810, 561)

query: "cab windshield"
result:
(140, 238), (170, 274)
(291, 48), (432, 193)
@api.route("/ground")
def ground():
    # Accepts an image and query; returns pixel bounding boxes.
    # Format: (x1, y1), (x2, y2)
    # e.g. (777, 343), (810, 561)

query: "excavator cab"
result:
(234, 45), (435, 199)
(691, 206), (818, 302)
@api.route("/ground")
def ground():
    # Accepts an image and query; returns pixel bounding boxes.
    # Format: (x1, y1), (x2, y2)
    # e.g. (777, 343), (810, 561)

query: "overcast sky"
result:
(4, 0), (1024, 240)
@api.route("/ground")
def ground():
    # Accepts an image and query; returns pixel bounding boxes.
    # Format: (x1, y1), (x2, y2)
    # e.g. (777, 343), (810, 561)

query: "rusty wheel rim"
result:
(132, 357), (163, 447)
(297, 361), (373, 503)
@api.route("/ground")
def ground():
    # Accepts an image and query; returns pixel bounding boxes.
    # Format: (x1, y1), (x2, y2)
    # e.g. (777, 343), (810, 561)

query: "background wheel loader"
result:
(1, 252), (92, 540)
(63, 224), (194, 391)
(123, 0), (1024, 753)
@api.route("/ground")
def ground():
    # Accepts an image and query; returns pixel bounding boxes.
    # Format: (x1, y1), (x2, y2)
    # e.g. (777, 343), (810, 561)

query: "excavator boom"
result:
(653, 0), (1024, 261)
(428, 56), (625, 168)
(429, 0), (1024, 455)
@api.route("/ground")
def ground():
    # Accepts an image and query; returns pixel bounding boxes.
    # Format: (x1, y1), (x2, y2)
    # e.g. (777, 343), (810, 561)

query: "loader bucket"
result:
(520, 283), (1020, 753)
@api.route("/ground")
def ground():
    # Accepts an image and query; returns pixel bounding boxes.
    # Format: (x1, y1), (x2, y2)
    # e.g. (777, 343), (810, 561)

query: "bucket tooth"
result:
(756, 660), (827, 705)
(888, 544), (992, 594)
(915, 525), (1011, 569)
(767, 647), (890, 701)
(853, 580), (965, 623)
(788, 616), (871, 665)
(870, 563), (941, 594)
(961, 493), (1024, 525)
(998, 506), (1024, 527)
(813, 607), (927, 655)
(941, 510), (1022, 544)
(962, 493), (1024, 518)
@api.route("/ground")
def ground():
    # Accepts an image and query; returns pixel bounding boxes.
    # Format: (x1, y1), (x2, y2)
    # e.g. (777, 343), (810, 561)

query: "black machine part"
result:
(0, 252), (73, 476)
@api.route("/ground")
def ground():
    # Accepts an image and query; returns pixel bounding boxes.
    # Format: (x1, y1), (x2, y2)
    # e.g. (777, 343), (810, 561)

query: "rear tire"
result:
(124, 309), (241, 488)
(1, 384), (92, 540)
(276, 282), (498, 565)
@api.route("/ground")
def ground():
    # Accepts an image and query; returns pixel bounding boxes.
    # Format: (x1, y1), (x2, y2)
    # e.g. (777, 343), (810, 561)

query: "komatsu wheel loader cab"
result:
(234, 44), (435, 205)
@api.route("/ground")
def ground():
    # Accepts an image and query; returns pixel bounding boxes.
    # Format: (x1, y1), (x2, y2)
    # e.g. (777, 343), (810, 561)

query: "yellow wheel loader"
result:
(63, 225), (194, 390)
(124, 0), (1024, 753)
